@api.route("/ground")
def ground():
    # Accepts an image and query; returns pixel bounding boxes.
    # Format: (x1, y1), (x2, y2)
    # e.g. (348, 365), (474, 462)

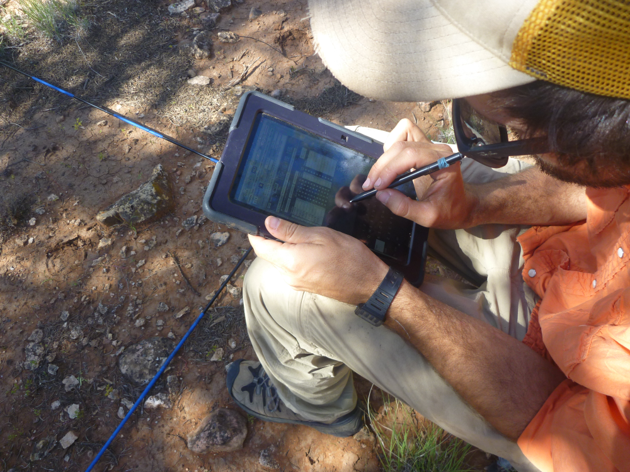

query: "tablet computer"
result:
(202, 91), (427, 285)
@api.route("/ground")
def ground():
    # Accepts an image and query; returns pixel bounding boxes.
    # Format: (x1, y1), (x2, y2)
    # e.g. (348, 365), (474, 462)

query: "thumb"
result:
(265, 216), (313, 244)
(375, 190), (437, 225)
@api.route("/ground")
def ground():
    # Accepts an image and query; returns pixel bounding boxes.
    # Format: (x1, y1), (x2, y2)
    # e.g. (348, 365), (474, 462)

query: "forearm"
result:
(467, 166), (587, 227)
(385, 281), (566, 440)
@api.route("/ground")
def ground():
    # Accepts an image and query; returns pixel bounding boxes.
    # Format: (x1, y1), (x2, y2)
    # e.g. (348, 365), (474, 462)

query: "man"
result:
(225, 0), (630, 471)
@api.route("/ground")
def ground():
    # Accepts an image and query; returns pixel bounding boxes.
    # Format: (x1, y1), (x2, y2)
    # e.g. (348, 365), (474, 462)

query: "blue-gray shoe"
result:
(226, 359), (363, 437)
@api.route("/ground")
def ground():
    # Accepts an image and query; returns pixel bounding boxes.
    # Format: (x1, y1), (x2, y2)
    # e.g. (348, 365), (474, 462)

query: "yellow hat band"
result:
(510, 0), (630, 100)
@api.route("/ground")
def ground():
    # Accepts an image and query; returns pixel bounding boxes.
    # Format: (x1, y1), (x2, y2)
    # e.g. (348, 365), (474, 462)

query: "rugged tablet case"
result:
(202, 91), (428, 286)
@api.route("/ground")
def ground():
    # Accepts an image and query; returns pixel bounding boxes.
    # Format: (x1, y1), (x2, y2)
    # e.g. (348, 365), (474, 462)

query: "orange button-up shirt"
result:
(516, 187), (630, 472)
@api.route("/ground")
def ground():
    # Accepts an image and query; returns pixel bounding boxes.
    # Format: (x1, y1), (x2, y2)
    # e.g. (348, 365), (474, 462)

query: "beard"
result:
(533, 154), (630, 189)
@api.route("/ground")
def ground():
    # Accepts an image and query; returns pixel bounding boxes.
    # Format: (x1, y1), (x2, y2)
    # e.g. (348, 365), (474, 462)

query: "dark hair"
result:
(493, 81), (630, 172)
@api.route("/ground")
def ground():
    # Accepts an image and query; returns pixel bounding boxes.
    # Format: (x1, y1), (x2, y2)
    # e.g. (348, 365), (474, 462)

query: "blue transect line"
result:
(84, 247), (252, 472)
(0, 61), (219, 163)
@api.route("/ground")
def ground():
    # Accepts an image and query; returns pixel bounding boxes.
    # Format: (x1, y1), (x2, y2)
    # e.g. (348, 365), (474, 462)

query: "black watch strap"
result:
(355, 268), (404, 326)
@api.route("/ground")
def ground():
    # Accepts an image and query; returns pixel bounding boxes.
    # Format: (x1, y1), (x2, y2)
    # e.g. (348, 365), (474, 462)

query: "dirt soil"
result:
(0, 0), (490, 470)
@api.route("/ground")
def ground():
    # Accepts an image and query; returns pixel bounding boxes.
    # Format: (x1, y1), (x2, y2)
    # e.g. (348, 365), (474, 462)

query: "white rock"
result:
(117, 406), (125, 419)
(135, 318), (146, 328)
(145, 393), (172, 410)
(168, 0), (194, 14)
(121, 398), (134, 409)
(187, 76), (211, 86)
(66, 404), (80, 419)
(210, 347), (224, 362)
(175, 307), (190, 319)
(59, 431), (78, 449)
(51, 400), (61, 410)
(28, 217), (36, 226)
(47, 194), (59, 202)
(60, 311), (70, 321)
(62, 375), (80, 392)
(98, 238), (113, 249)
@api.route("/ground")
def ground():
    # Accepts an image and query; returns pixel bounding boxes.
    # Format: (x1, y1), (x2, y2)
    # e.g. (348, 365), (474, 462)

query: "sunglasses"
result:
(349, 99), (549, 203)
(452, 98), (548, 168)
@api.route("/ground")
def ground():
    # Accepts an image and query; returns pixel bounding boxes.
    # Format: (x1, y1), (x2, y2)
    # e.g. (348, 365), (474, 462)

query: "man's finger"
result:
(265, 216), (316, 244)
(375, 190), (439, 227)
(383, 118), (429, 151)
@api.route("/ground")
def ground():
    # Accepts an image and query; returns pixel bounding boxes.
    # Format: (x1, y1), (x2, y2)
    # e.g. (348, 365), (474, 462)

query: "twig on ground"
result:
(168, 251), (201, 296)
(239, 35), (298, 63)
(224, 57), (266, 89)
(75, 37), (106, 79)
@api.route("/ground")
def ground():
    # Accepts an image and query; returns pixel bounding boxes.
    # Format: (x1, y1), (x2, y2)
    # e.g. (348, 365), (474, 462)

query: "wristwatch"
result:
(355, 268), (404, 326)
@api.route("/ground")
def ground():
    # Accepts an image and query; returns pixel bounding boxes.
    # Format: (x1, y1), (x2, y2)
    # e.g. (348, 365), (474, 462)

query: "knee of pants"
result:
(243, 257), (301, 328)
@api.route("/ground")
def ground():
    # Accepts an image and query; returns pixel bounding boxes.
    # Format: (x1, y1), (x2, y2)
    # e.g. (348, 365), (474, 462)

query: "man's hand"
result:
(248, 216), (389, 305)
(363, 119), (479, 229)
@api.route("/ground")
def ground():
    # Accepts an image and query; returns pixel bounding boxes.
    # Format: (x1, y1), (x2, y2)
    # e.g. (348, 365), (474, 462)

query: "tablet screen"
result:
(232, 113), (373, 226)
(229, 113), (416, 261)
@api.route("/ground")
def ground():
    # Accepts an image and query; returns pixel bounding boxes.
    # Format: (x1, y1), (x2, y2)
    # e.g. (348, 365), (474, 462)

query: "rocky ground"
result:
(0, 0), (490, 470)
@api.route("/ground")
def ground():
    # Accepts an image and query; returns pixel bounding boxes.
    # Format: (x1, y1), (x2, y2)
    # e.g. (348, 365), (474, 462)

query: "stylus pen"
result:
(349, 152), (464, 203)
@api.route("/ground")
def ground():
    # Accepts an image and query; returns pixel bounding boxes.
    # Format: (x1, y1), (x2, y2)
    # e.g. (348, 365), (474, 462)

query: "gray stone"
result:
(226, 284), (241, 299)
(69, 324), (83, 340)
(121, 398), (134, 410)
(120, 245), (128, 258)
(270, 89), (283, 98)
(117, 406), (125, 419)
(63, 375), (80, 392)
(96, 165), (174, 228)
(182, 215), (197, 230)
(48, 364), (59, 375)
(118, 337), (175, 385)
(201, 12), (220, 28)
(158, 302), (169, 312)
(207, 0), (231, 13)
(28, 329), (44, 343)
(97, 303), (108, 315)
(24, 342), (45, 370)
(249, 7), (262, 20)
(168, 0), (194, 14)
(259, 446), (280, 470)
(59, 431), (78, 449)
(187, 408), (247, 453)
(135, 318), (146, 328)
(51, 400), (61, 410)
(210, 231), (230, 247)
(145, 392), (172, 409)
(60, 310), (70, 321)
(192, 31), (213, 60)
(217, 31), (239, 43)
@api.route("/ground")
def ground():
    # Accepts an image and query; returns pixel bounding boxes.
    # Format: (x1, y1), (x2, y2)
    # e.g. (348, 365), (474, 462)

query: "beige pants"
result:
(242, 158), (540, 472)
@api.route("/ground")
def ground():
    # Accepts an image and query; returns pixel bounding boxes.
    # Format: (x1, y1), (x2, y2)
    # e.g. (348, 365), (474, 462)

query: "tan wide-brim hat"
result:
(308, 0), (630, 102)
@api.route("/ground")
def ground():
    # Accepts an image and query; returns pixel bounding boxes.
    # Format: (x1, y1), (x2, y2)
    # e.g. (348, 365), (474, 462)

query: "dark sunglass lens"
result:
(459, 100), (505, 146)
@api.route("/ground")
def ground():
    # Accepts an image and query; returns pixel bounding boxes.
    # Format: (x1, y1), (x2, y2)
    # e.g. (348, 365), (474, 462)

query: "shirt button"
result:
(593, 279), (597, 288)
(528, 269), (537, 277)
(618, 248), (624, 258)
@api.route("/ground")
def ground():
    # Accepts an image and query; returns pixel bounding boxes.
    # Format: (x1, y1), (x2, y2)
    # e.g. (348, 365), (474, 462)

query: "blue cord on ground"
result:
(85, 247), (252, 472)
